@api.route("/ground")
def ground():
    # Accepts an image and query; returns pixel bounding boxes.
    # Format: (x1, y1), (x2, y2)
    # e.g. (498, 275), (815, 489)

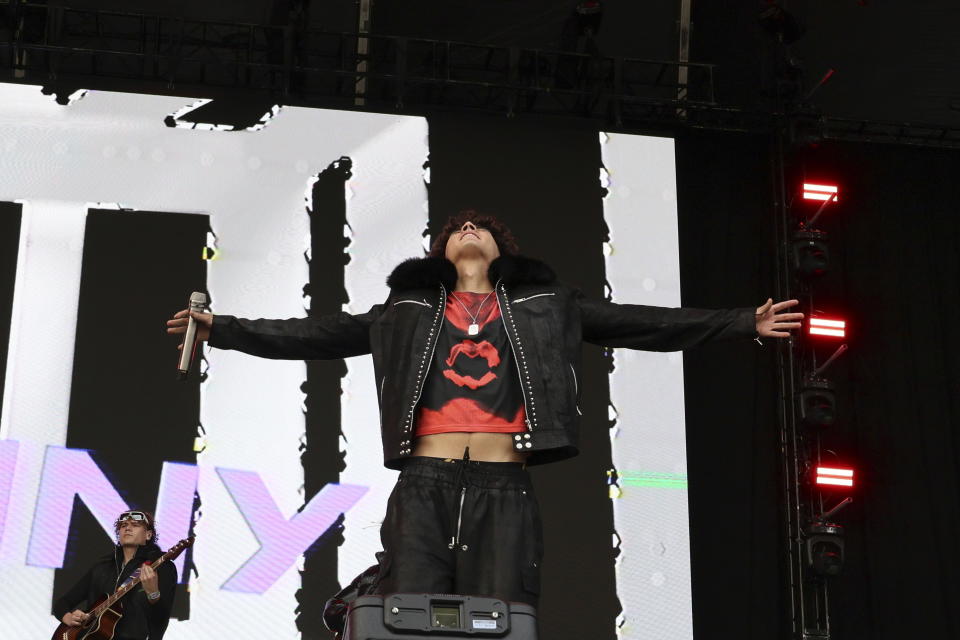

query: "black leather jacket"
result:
(53, 542), (177, 639)
(210, 255), (757, 468)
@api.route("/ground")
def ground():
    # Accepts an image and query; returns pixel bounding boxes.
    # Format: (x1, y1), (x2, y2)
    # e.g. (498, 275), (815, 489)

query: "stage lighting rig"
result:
(791, 182), (838, 279)
(776, 82), (853, 640)
(799, 341), (846, 429)
(808, 316), (846, 339)
(792, 229), (830, 279)
(804, 183), (839, 229)
(814, 466), (854, 488)
(802, 183), (838, 203)
(806, 522), (845, 577)
(799, 377), (836, 428)
(796, 313), (852, 584)
(805, 495), (852, 577)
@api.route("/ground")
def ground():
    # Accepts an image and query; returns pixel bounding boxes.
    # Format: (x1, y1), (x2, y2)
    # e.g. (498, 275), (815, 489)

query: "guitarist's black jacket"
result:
(53, 542), (178, 640)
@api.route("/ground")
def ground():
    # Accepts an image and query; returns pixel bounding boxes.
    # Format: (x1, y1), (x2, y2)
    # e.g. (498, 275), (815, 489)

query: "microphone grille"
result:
(189, 291), (208, 305)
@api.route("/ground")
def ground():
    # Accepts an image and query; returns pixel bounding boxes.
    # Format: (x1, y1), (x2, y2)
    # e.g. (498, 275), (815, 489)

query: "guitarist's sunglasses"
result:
(117, 511), (149, 523)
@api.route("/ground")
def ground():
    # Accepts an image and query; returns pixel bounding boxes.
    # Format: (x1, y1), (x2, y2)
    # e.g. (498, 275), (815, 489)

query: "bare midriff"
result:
(411, 431), (529, 462)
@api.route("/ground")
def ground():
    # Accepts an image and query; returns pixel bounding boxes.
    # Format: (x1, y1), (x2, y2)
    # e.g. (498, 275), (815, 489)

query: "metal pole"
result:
(355, 0), (372, 106)
(773, 125), (805, 640)
(676, 0), (691, 117)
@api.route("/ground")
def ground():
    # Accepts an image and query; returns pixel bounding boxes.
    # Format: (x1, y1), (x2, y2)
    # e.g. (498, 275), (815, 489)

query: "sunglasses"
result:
(117, 511), (149, 523)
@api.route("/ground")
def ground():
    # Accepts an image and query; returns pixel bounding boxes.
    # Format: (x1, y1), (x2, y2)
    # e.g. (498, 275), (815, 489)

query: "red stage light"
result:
(803, 183), (839, 202)
(809, 317), (846, 338)
(815, 466), (854, 488)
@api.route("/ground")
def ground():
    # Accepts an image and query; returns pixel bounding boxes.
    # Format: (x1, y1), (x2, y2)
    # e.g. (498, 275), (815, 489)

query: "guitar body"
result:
(51, 597), (123, 640)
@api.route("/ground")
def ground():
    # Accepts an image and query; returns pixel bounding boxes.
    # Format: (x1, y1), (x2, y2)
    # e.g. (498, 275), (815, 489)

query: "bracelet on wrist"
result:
(146, 590), (161, 601)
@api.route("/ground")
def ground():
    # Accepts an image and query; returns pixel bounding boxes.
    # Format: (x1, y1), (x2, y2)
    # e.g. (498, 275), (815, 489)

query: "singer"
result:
(53, 510), (177, 640)
(166, 212), (801, 623)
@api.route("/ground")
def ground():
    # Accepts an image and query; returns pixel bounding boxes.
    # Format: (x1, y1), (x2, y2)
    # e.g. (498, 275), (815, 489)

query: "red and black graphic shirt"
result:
(415, 291), (527, 435)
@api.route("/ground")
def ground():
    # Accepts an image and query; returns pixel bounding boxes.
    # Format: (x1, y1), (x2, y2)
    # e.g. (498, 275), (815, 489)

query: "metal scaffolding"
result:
(2, 1), (959, 148)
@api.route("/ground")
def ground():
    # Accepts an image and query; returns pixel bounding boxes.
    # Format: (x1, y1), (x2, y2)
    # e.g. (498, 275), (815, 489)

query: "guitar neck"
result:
(91, 551), (171, 617)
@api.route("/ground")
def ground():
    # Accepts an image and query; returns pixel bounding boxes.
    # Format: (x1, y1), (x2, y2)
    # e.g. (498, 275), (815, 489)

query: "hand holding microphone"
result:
(166, 292), (211, 379)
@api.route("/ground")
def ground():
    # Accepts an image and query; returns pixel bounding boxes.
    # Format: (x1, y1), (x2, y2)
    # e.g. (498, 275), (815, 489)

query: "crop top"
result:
(415, 291), (527, 436)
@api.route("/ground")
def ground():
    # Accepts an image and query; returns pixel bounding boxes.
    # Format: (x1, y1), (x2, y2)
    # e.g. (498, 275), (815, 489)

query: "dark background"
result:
(674, 131), (784, 639)
(691, 1), (960, 127)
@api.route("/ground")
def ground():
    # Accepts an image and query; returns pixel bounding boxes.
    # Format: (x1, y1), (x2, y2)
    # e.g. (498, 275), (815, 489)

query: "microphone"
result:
(177, 291), (208, 380)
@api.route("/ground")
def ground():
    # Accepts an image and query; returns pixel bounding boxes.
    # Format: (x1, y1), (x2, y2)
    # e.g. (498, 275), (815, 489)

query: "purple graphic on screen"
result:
(217, 467), (367, 594)
(155, 461), (199, 583)
(27, 446), (128, 568)
(0, 440), (17, 550)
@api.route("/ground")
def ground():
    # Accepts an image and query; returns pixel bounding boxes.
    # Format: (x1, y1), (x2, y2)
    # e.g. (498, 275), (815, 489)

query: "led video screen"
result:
(0, 83), (693, 639)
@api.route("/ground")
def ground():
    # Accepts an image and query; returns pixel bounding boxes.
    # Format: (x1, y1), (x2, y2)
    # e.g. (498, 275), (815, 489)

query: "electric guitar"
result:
(51, 536), (194, 640)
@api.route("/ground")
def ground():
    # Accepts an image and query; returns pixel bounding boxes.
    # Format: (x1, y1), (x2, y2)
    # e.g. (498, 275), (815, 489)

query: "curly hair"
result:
(429, 210), (520, 258)
(114, 510), (158, 546)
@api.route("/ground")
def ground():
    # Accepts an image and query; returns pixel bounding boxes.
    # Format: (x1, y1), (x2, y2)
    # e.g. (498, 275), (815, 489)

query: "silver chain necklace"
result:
(450, 290), (496, 336)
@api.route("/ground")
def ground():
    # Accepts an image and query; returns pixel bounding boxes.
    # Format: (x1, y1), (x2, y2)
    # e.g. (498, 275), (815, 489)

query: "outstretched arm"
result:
(166, 304), (385, 360)
(579, 294), (802, 351)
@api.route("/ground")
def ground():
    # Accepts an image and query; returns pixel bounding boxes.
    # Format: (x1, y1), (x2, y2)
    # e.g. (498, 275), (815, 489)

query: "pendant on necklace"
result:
(468, 323), (479, 336)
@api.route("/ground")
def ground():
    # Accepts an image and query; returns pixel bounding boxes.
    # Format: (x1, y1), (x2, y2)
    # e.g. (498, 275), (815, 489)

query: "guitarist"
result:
(52, 510), (177, 639)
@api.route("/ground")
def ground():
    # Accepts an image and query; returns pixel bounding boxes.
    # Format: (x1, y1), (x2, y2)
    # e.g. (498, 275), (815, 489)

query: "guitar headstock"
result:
(164, 536), (196, 562)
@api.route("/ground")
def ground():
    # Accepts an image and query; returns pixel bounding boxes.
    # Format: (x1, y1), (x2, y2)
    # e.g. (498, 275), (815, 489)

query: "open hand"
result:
(62, 609), (89, 627)
(166, 309), (213, 349)
(755, 298), (803, 338)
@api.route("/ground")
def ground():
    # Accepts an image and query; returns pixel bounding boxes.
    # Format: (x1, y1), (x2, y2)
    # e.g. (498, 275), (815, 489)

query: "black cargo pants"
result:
(373, 455), (544, 607)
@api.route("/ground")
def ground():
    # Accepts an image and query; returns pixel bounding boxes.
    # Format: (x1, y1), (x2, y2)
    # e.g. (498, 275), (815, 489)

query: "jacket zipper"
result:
(511, 292), (556, 304)
(498, 283), (534, 432)
(407, 284), (446, 419)
(398, 285), (447, 453)
(393, 299), (431, 307)
(570, 363), (582, 416)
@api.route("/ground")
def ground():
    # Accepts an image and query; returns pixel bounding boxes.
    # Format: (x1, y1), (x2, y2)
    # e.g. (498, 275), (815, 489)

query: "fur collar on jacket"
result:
(386, 255), (557, 291)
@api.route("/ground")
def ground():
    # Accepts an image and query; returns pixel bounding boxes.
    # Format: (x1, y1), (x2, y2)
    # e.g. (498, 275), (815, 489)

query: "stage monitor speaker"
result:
(345, 594), (538, 639)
